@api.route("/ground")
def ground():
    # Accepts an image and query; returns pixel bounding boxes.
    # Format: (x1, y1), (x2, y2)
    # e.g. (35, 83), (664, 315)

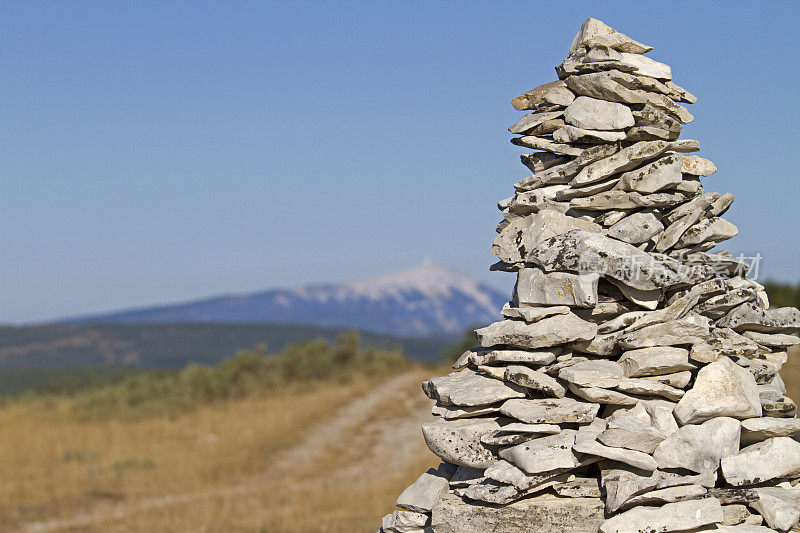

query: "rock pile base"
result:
(380, 18), (800, 533)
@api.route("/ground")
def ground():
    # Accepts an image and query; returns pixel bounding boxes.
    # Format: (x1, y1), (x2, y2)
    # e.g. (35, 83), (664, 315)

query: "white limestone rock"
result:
(396, 469), (450, 513)
(527, 230), (698, 291)
(504, 365), (566, 398)
(483, 459), (573, 492)
(422, 369), (525, 407)
(653, 417), (740, 473)
(721, 503), (752, 526)
(564, 96), (635, 130)
(431, 403), (500, 420)
(598, 403), (677, 453)
(618, 153), (683, 194)
(618, 52), (672, 80)
(599, 498), (724, 533)
(721, 437), (800, 486)
(568, 383), (639, 406)
(570, 330), (625, 356)
(617, 484), (707, 511)
(572, 439), (658, 471)
(508, 110), (565, 134)
(565, 71), (648, 105)
(616, 377), (684, 401)
(714, 526), (774, 532)
(607, 211), (664, 244)
(740, 417), (800, 446)
(511, 80), (575, 111)
(553, 125), (627, 144)
(514, 267), (599, 308)
(553, 477), (602, 498)
(449, 465), (485, 488)
(572, 140), (671, 186)
(498, 422), (562, 434)
(676, 217), (739, 248)
(607, 279), (662, 311)
(510, 135), (585, 156)
(750, 487), (800, 531)
(717, 303), (800, 333)
(421, 418), (501, 468)
(381, 510), (430, 533)
(617, 318), (710, 349)
(519, 152), (570, 173)
(598, 311), (651, 334)
(569, 18), (653, 56)
(695, 288), (759, 319)
(501, 302), (571, 323)
(491, 209), (602, 264)
(475, 315), (598, 350)
(641, 371), (692, 389)
(741, 330), (800, 348)
(558, 360), (624, 388)
(690, 328), (761, 364)
(469, 348), (560, 366)
(682, 155), (717, 176)
(500, 397), (600, 424)
(500, 430), (581, 474)
(431, 490), (605, 533)
(674, 357), (761, 425)
(618, 347), (694, 377)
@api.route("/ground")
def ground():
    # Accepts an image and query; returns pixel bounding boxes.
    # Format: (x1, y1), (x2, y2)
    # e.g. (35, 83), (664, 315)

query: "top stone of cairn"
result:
(379, 18), (800, 533)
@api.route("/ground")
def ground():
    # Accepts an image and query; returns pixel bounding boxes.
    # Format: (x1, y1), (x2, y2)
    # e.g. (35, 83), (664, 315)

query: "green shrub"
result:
(63, 331), (409, 420)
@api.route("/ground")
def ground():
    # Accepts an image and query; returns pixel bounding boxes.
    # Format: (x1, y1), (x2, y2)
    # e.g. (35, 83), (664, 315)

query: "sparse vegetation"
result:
(7, 331), (410, 420)
(763, 280), (800, 309)
(442, 326), (478, 364)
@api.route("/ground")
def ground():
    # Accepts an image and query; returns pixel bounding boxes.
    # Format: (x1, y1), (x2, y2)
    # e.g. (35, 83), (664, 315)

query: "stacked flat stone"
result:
(379, 18), (800, 533)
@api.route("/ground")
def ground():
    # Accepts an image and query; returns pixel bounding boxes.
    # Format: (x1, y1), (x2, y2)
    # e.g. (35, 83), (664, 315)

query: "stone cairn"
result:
(379, 18), (800, 533)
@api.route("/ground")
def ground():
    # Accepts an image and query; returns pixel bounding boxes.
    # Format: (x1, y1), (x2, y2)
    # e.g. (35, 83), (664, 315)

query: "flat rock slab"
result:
(527, 230), (696, 291)
(740, 417), (800, 445)
(505, 365), (566, 398)
(422, 418), (500, 469)
(475, 315), (597, 350)
(618, 347), (693, 377)
(396, 469), (451, 513)
(499, 430), (579, 474)
(514, 267), (599, 308)
(564, 96), (634, 130)
(423, 369), (526, 407)
(501, 398), (600, 424)
(617, 318), (710, 349)
(721, 436), (800, 486)
(430, 492), (605, 533)
(599, 497), (724, 533)
(381, 509), (430, 533)
(718, 303), (800, 333)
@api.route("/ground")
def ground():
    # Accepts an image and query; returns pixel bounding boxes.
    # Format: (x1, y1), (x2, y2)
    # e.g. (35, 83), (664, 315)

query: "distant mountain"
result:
(61, 262), (509, 337)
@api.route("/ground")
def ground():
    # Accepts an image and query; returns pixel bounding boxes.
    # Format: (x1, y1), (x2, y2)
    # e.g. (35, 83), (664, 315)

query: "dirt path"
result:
(20, 370), (434, 532)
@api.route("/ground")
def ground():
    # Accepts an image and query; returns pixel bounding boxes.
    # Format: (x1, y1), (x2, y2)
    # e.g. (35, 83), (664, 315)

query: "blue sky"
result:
(2, 1), (799, 323)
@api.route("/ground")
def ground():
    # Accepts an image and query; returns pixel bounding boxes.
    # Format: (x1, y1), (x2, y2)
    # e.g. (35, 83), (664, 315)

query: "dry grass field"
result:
(783, 346), (800, 406)
(0, 367), (442, 532)
(1, 347), (798, 533)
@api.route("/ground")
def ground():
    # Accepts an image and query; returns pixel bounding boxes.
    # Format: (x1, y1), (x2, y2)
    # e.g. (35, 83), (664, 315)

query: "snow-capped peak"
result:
(336, 261), (499, 313)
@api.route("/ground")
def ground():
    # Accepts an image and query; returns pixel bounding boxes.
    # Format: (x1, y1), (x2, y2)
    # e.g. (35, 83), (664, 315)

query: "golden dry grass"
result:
(782, 346), (800, 403)
(0, 367), (443, 532)
(3, 349), (799, 533)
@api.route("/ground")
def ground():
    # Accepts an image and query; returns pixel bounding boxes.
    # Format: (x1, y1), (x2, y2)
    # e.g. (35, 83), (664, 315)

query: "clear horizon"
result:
(3, 1), (799, 323)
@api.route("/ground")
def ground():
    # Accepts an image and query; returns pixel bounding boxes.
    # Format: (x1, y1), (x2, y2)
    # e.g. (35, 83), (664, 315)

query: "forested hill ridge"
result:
(0, 322), (455, 370)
